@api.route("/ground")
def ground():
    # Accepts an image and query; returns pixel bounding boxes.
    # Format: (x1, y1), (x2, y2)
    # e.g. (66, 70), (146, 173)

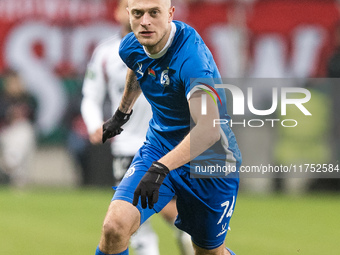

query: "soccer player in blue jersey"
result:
(96, 0), (241, 255)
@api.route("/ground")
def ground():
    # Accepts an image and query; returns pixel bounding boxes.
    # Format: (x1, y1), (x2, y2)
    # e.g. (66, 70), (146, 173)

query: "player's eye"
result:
(133, 10), (143, 18)
(150, 10), (160, 17)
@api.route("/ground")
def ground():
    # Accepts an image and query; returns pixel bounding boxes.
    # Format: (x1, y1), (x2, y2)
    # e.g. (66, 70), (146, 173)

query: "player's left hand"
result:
(133, 161), (170, 209)
(102, 108), (133, 143)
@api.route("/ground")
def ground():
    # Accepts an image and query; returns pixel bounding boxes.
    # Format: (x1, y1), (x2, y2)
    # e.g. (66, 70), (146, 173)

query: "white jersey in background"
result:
(81, 35), (152, 156)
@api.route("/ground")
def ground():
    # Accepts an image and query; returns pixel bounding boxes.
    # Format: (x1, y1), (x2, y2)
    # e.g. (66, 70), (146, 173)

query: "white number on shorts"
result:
(217, 196), (235, 225)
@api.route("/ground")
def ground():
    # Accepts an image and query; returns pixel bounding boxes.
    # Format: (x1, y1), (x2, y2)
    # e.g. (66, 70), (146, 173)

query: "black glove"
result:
(133, 161), (170, 209)
(102, 108), (133, 143)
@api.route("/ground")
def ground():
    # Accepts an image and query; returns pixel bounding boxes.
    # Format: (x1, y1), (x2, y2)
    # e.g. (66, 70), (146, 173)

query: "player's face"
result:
(127, 0), (174, 54)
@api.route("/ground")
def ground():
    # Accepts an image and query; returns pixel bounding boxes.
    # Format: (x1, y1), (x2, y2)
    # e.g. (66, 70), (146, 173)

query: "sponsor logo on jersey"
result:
(137, 62), (143, 76)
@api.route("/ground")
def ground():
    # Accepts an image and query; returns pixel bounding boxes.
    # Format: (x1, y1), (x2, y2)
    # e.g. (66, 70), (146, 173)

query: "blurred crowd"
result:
(0, 70), (37, 187)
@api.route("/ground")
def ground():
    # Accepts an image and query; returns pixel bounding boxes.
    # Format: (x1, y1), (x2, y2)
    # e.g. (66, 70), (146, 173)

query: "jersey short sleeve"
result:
(175, 26), (221, 101)
(119, 32), (142, 70)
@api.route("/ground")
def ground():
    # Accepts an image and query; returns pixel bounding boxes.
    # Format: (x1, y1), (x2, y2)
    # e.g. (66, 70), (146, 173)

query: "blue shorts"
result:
(113, 143), (239, 249)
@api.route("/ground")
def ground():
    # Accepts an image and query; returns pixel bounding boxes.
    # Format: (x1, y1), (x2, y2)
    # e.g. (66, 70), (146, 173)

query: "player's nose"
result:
(140, 13), (151, 26)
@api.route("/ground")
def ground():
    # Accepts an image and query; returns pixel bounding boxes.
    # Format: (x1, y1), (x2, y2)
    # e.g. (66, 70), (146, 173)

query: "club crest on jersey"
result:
(160, 69), (170, 87)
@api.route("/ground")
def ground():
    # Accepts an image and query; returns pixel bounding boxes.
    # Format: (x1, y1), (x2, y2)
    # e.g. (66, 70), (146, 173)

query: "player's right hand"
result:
(133, 161), (170, 209)
(102, 108), (133, 143)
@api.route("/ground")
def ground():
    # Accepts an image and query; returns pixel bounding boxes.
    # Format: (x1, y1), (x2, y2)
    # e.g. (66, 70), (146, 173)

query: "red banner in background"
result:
(1, 0), (339, 76)
(246, 0), (339, 77)
(185, 0), (339, 78)
(0, 0), (339, 135)
(0, 0), (117, 72)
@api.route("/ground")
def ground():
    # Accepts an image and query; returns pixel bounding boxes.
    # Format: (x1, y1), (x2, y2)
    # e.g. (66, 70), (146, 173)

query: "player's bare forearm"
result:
(102, 69), (140, 143)
(158, 91), (220, 170)
(119, 68), (142, 114)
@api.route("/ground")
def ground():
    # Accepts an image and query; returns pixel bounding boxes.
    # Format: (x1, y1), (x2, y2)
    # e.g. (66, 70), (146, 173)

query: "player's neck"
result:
(144, 22), (176, 59)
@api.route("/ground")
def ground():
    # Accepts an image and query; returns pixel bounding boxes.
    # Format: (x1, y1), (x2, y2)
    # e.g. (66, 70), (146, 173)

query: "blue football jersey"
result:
(119, 21), (241, 174)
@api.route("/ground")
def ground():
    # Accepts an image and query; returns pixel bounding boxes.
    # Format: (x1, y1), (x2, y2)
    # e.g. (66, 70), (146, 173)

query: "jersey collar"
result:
(144, 22), (177, 59)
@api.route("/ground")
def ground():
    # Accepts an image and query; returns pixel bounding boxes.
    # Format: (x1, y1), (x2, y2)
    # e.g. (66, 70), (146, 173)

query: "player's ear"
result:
(168, 6), (175, 22)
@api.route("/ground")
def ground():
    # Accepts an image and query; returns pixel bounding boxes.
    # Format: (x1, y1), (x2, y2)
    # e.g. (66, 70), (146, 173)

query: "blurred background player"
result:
(0, 69), (37, 188)
(81, 0), (193, 254)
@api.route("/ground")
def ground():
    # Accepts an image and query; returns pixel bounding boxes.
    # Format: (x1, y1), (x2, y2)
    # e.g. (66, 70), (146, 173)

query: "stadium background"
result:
(0, 0), (339, 254)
